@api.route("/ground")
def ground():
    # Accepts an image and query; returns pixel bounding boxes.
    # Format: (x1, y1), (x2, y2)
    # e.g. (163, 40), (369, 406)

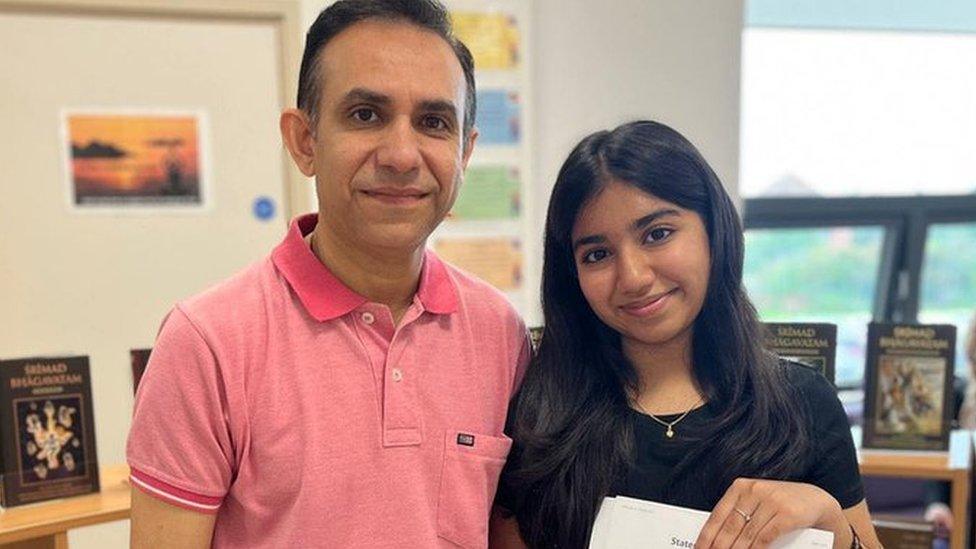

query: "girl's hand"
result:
(695, 477), (852, 549)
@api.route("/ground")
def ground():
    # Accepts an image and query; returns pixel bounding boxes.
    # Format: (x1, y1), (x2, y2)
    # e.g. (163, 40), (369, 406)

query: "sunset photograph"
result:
(64, 112), (205, 206)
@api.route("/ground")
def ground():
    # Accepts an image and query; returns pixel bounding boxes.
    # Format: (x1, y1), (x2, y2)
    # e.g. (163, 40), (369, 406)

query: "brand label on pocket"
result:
(456, 433), (475, 447)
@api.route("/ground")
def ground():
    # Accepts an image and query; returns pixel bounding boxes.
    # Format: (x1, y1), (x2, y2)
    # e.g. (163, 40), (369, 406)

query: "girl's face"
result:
(571, 180), (711, 355)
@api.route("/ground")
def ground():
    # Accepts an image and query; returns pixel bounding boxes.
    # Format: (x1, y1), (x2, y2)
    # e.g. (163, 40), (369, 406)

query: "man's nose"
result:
(375, 117), (422, 174)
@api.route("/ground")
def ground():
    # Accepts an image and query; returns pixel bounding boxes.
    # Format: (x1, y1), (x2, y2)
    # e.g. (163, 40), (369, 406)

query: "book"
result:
(862, 323), (956, 451)
(0, 356), (100, 508)
(589, 496), (833, 548)
(871, 516), (936, 549)
(528, 326), (543, 354)
(130, 348), (152, 394)
(763, 322), (837, 385)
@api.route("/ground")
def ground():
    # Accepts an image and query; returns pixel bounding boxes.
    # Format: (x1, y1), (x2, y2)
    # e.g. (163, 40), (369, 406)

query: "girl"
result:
(492, 121), (879, 548)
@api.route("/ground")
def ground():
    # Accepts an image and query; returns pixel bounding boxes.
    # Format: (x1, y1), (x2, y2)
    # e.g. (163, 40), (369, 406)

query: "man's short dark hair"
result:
(298, 0), (476, 141)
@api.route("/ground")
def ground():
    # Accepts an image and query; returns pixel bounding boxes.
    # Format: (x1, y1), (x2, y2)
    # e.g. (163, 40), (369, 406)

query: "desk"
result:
(0, 464), (130, 548)
(859, 431), (972, 549)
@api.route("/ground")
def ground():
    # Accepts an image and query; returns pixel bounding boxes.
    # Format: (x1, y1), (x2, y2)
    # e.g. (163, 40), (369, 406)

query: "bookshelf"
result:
(0, 465), (129, 548)
(858, 430), (973, 549)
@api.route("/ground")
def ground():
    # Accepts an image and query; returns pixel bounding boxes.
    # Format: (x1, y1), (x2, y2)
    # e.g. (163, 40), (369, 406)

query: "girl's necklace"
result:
(633, 395), (704, 439)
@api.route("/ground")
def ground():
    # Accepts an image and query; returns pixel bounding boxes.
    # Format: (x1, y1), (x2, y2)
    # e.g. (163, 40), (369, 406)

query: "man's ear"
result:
(280, 108), (316, 177)
(461, 127), (479, 171)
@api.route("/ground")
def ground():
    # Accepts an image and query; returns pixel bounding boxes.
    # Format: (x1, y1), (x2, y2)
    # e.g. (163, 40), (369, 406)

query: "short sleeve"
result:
(796, 367), (864, 509)
(126, 306), (235, 513)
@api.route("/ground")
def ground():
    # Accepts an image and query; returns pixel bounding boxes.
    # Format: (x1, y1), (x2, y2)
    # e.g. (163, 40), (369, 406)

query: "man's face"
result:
(310, 20), (475, 253)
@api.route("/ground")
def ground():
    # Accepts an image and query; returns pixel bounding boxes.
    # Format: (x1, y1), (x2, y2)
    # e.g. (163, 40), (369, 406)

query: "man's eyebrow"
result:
(419, 99), (459, 117)
(340, 88), (392, 107)
(631, 208), (681, 231)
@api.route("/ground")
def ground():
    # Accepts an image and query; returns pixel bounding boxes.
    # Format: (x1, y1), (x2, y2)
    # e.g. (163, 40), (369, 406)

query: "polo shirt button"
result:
(361, 312), (375, 325)
(392, 368), (403, 382)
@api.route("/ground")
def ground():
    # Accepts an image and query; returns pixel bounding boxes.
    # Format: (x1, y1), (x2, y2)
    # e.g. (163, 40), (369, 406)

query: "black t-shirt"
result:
(498, 362), (864, 518)
(611, 363), (864, 511)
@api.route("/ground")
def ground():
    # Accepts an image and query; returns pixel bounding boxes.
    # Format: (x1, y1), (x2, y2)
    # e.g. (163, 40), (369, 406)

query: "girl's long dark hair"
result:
(502, 121), (810, 548)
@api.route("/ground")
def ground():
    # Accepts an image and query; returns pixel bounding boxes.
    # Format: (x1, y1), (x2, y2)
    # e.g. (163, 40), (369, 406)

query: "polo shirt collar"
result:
(271, 214), (458, 321)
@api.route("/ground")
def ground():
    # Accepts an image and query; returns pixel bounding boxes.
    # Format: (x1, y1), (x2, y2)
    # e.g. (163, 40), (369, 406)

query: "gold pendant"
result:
(666, 427), (674, 438)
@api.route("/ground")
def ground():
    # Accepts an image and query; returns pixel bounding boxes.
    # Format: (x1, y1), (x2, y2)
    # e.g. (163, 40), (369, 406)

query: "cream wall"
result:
(527, 0), (744, 324)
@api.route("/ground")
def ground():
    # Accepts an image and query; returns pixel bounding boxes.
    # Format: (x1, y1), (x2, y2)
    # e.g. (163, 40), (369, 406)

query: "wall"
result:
(527, 0), (744, 323)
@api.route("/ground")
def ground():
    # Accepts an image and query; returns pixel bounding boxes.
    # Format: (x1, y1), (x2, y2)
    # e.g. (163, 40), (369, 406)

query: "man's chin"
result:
(358, 223), (433, 254)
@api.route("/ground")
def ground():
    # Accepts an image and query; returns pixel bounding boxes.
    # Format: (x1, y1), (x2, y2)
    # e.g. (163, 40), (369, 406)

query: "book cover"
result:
(763, 322), (837, 385)
(0, 356), (100, 507)
(862, 323), (956, 451)
(528, 326), (543, 354)
(130, 348), (152, 394)
(872, 516), (935, 549)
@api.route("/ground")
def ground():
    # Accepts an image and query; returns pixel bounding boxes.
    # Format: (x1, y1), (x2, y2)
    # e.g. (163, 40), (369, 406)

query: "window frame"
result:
(743, 194), (976, 387)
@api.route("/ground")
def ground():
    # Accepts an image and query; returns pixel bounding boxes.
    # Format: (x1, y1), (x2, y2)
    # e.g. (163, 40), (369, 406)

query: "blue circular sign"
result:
(253, 196), (276, 221)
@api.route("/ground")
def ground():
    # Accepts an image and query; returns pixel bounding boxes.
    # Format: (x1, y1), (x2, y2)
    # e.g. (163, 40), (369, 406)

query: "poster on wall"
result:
(433, 237), (522, 291)
(476, 90), (520, 145)
(450, 11), (520, 70)
(450, 165), (520, 220)
(61, 110), (209, 209)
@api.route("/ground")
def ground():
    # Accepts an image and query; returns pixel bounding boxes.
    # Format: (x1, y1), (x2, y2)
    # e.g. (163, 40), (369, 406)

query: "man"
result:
(126, 1), (529, 547)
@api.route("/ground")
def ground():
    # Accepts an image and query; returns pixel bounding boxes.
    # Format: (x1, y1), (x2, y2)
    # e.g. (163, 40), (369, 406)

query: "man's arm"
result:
(130, 487), (217, 549)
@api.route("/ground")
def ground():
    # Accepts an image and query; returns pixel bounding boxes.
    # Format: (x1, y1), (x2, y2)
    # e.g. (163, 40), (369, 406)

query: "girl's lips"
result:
(620, 289), (676, 318)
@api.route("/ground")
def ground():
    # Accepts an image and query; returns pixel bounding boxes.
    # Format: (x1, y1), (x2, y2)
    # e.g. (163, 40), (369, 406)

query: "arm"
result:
(489, 506), (528, 549)
(127, 308), (235, 547)
(841, 500), (881, 548)
(130, 486), (217, 549)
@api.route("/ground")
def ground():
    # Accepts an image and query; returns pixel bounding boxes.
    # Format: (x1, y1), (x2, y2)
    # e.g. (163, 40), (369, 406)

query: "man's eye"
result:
(422, 116), (448, 131)
(352, 108), (378, 123)
(582, 249), (609, 264)
(644, 228), (674, 243)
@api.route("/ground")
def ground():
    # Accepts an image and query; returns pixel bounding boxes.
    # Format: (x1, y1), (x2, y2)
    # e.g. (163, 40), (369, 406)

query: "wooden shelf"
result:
(857, 432), (973, 549)
(1, 464), (130, 547)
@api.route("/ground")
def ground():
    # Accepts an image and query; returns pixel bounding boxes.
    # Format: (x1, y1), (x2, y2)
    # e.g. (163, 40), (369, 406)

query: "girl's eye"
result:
(352, 108), (378, 123)
(644, 227), (674, 243)
(582, 249), (609, 264)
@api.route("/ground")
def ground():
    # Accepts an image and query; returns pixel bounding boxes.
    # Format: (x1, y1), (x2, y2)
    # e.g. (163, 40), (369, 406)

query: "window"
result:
(918, 222), (976, 377)
(741, 1), (976, 389)
(744, 226), (884, 386)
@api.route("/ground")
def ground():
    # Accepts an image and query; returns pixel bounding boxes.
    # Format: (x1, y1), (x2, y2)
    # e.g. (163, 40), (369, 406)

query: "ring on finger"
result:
(733, 507), (752, 523)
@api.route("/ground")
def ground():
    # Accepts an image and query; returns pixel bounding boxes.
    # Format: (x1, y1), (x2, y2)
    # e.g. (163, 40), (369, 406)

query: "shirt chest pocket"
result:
(436, 430), (512, 548)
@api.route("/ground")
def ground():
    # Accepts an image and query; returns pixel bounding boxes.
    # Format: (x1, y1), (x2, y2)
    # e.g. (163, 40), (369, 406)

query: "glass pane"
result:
(744, 226), (886, 387)
(918, 222), (976, 379)
(740, 27), (976, 198)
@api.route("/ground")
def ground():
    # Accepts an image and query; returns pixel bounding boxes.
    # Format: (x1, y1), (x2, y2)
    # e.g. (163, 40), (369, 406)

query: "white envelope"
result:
(589, 496), (833, 549)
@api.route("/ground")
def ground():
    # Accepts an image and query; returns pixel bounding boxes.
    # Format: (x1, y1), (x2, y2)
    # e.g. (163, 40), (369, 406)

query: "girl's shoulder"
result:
(779, 358), (851, 434)
(780, 358), (835, 398)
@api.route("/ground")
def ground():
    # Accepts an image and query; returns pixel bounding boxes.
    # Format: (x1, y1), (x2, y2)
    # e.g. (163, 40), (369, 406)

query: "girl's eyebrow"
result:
(573, 208), (681, 251)
(572, 234), (606, 251)
(631, 208), (681, 231)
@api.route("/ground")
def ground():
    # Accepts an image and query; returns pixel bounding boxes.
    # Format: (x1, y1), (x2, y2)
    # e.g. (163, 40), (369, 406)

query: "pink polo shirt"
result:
(126, 214), (530, 548)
